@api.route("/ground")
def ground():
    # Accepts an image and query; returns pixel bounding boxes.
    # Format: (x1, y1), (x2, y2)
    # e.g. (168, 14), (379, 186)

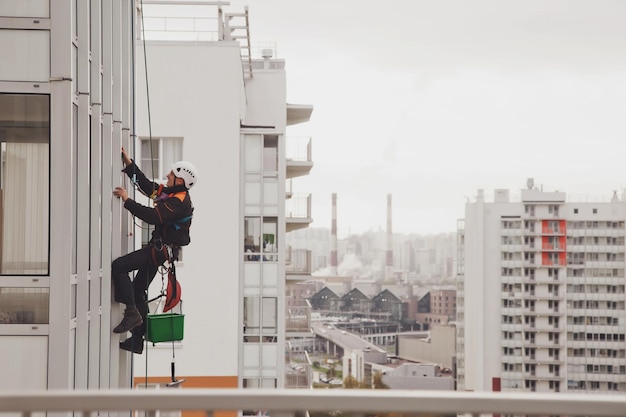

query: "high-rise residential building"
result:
(0, 1), (136, 390)
(1, 0), (314, 395)
(132, 2), (314, 392)
(458, 182), (626, 394)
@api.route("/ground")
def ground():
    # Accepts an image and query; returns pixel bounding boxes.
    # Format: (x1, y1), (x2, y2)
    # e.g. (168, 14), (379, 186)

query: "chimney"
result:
(386, 194), (393, 280)
(331, 193), (338, 276)
(262, 48), (273, 69)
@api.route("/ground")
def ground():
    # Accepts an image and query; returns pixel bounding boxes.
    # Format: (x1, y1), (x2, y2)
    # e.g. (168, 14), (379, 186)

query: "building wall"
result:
(244, 68), (287, 131)
(0, 0), (135, 390)
(381, 363), (454, 390)
(463, 190), (520, 391)
(429, 289), (456, 316)
(397, 325), (456, 369)
(461, 187), (626, 394)
(132, 40), (244, 380)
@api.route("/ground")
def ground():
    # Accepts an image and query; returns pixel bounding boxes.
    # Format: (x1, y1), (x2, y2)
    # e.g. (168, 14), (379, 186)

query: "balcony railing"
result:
(285, 247), (312, 276)
(285, 365), (312, 389)
(2, 389), (626, 416)
(286, 194), (312, 219)
(286, 136), (312, 162)
(285, 300), (311, 333)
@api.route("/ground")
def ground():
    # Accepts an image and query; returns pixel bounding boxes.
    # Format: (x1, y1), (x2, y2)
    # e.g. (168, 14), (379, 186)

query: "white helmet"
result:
(171, 161), (198, 189)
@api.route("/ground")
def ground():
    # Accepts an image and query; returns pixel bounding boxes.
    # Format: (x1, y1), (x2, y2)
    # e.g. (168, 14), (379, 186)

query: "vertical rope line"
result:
(139, 0), (157, 192)
(139, 0), (154, 389)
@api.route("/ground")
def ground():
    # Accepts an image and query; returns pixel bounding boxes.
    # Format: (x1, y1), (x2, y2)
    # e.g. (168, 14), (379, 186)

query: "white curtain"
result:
(2, 142), (49, 274)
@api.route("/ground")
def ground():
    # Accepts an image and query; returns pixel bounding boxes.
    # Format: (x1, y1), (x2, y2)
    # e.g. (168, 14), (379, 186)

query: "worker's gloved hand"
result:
(113, 186), (129, 202)
(121, 146), (132, 166)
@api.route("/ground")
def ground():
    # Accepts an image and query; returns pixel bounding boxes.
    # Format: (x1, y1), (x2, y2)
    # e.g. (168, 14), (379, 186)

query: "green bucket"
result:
(145, 313), (184, 343)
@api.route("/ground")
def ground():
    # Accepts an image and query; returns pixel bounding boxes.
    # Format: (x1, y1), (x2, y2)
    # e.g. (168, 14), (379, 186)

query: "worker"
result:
(112, 147), (196, 354)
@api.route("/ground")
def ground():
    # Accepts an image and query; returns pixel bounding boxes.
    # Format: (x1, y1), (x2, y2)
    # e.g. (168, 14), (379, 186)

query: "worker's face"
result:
(166, 170), (177, 187)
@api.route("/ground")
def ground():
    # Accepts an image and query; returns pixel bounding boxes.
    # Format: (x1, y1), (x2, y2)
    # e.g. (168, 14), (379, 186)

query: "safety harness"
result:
(146, 189), (191, 313)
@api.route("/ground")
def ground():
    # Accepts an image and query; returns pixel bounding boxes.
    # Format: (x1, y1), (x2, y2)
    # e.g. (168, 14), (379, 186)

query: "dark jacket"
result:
(122, 161), (193, 246)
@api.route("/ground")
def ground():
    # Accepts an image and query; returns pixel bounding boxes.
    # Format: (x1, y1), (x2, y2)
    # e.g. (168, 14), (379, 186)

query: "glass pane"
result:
(0, 30), (50, 82)
(244, 135), (261, 172)
(0, 0), (50, 18)
(140, 138), (160, 179)
(161, 137), (182, 178)
(261, 378), (276, 388)
(263, 136), (277, 172)
(243, 296), (259, 333)
(0, 94), (50, 275)
(261, 297), (276, 333)
(244, 217), (261, 261)
(262, 218), (277, 261)
(0, 288), (49, 323)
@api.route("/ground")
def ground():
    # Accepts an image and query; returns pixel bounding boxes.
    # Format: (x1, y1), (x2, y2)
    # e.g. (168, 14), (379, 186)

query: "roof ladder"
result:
(223, 7), (252, 79)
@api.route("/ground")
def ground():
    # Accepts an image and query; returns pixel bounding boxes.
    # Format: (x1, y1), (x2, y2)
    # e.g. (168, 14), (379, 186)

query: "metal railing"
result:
(285, 247), (312, 275)
(2, 389), (626, 416)
(286, 136), (312, 162)
(286, 194), (311, 219)
(285, 300), (311, 333)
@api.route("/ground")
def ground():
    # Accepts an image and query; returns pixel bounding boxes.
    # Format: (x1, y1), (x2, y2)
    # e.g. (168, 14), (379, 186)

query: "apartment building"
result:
(0, 1), (136, 389)
(132, 2), (314, 391)
(0, 0), (313, 394)
(458, 182), (626, 394)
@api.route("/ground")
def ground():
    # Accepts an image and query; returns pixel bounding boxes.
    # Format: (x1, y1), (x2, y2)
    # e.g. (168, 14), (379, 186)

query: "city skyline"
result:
(228, 0), (626, 235)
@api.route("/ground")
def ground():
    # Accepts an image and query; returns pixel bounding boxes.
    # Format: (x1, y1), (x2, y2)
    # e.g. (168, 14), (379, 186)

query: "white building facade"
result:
(131, 2), (313, 393)
(0, 0), (136, 390)
(0, 0), (313, 396)
(458, 184), (626, 394)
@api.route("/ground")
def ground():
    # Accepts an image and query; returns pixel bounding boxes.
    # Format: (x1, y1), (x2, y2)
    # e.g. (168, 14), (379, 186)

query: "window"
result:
(263, 136), (278, 172)
(139, 137), (183, 181)
(244, 217), (278, 262)
(243, 378), (277, 388)
(243, 296), (277, 342)
(0, 94), (49, 275)
(0, 287), (49, 323)
(137, 138), (184, 258)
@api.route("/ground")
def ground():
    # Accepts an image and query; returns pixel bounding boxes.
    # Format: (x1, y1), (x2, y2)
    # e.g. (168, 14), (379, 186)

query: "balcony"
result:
(287, 103), (313, 126)
(285, 247), (312, 279)
(541, 226), (564, 235)
(285, 346), (313, 389)
(286, 193), (312, 232)
(285, 300), (312, 336)
(285, 362), (312, 389)
(4, 390), (626, 416)
(286, 136), (313, 179)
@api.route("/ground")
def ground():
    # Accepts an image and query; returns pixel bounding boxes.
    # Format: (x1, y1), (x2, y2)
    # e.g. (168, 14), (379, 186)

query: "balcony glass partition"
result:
(0, 94), (50, 275)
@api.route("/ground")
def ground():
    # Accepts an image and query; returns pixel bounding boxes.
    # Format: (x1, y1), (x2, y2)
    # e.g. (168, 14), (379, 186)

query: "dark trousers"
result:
(112, 244), (167, 337)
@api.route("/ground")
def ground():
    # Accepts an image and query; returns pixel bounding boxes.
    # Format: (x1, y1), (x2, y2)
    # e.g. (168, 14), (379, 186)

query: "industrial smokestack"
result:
(386, 193), (393, 280)
(331, 193), (338, 276)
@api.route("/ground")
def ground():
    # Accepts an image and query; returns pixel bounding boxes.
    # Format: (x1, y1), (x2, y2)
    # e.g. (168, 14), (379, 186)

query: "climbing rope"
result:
(124, 0), (184, 390)
(138, 0), (159, 389)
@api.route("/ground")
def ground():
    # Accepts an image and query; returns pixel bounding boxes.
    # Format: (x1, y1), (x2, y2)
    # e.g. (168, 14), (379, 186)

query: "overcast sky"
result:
(227, 0), (626, 236)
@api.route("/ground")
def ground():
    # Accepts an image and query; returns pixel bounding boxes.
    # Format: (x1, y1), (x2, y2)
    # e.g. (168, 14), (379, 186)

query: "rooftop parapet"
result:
(521, 188), (566, 203)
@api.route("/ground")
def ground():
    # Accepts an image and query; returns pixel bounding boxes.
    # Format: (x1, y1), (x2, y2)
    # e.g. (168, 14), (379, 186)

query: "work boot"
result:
(120, 335), (144, 354)
(113, 306), (143, 334)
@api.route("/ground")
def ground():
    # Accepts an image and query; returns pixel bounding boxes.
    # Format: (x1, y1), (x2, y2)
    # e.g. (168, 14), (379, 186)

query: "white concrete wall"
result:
(381, 363), (454, 390)
(243, 69), (286, 130)
(133, 40), (244, 378)
(398, 325), (456, 368)
(463, 193), (520, 391)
